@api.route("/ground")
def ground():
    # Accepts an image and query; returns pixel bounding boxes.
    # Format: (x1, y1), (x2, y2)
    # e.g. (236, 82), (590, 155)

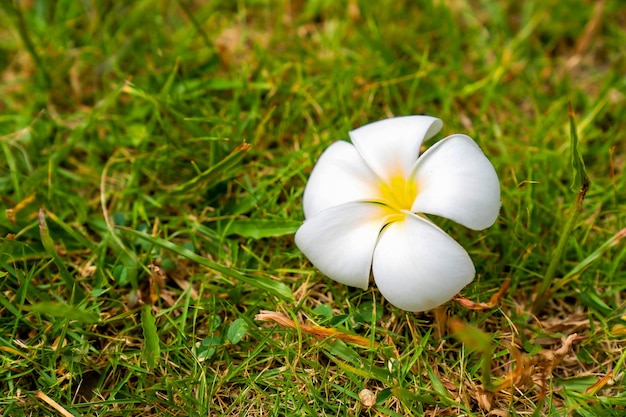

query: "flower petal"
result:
(295, 202), (393, 289)
(411, 134), (501, 230)
(302, 141), (381, 219)
(349, 116), (443, 183)
(372, 213), (475, 312)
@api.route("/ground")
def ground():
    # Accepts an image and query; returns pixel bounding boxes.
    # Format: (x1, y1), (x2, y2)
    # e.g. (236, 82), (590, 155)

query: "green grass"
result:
(1, 0), (625, 415)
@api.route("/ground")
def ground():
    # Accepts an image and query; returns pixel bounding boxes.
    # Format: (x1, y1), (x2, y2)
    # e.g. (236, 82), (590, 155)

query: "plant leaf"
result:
(325, 340), (392, 383)
(223, 219), (301, 239)
(226, 318), (248, 344)
(142, 304), (160, 369)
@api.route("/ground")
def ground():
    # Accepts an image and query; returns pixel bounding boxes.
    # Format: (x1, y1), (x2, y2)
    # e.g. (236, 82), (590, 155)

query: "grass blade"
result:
(22, 302), (100, 323)
(120, 227), (294, 301)
(171, 143), (251, 195)
(569, 102), (590, 193)
(532, 105), (590, 314)
(38, 210), (84, 302)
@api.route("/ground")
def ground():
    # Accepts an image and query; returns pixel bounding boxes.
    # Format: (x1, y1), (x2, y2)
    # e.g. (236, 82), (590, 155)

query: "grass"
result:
(1, 0), (625, 415)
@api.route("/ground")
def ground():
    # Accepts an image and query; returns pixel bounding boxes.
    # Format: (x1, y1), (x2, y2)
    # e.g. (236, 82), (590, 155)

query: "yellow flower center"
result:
(379, 174), (418, 213)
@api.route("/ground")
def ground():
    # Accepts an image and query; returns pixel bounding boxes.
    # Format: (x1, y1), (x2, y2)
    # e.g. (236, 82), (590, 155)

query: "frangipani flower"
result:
(295, 116), (500, 312)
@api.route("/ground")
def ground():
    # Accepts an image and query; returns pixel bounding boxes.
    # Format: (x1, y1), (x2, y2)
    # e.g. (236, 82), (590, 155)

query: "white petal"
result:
(411, 134), (501, 230)
(349, 116), (443, 183)
(372, 213), (475, 312)
(295, 202), (393, 289)
(302, 141), (381, 219)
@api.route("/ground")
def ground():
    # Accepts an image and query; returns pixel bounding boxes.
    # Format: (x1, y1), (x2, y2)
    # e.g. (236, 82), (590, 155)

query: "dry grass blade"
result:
(585, 372), (613, 395)
(35, 391), (76, 417)
(255, 310), (375, 347)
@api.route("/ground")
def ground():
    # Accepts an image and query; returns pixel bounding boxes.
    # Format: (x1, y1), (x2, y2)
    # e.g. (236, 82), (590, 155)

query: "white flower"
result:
(295, 116), (501, 312)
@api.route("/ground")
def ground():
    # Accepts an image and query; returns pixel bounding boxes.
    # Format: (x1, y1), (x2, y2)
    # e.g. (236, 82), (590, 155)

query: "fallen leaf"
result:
(454, 280), (510, 310)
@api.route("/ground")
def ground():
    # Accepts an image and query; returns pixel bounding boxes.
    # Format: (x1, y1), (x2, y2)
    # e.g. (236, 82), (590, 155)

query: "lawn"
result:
(1, 0), (625, 416)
